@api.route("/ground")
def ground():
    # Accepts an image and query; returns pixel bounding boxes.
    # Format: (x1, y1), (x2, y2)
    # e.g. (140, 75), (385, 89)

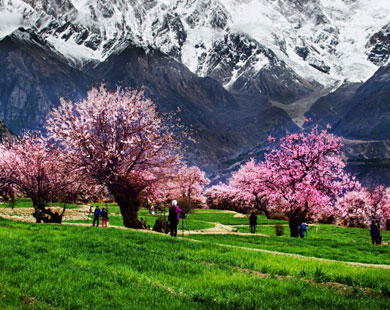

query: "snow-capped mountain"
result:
(1, 0), (389, 93)
(1, 0), (390, 184)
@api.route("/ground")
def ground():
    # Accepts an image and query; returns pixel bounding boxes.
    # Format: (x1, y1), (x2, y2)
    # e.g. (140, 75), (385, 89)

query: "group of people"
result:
(89, 203), (385, 244)
(90, 206), (109, 227)
(370, 220), (382, 245)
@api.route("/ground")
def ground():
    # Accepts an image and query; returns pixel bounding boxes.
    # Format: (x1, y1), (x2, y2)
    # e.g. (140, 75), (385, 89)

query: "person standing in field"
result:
(299, 223), (307, 238)
(92, 206), (101, 227)
(386, 219), (390, 231)
(370, 220), (380, 245)
(375, 220), (382, 244)
(168, 200), (182, 237)
(101, 208), (109, 227)
(249, 211), (258, 234)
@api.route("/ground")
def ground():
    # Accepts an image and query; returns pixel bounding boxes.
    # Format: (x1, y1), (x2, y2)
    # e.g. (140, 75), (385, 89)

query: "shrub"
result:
(275, 224), (284, 236)
(152, 216), (170, 233)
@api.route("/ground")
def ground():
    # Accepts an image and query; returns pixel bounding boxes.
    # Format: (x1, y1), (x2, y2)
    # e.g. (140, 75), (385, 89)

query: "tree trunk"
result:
(112, 192), (140, 228)
(32, 202), (64, 224)
(255, 195), (270, 219)
(289, 220), (299, 238)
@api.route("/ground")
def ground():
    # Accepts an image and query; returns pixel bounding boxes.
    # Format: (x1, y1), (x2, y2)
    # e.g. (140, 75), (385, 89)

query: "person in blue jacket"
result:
(299, 223), (308, 238)
(92, 206), (101, 227)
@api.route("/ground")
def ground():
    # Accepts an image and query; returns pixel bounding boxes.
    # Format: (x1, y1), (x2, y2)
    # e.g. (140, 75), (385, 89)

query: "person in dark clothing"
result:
(101, 208), (108, 227)
(370, 220), (379, 245)
(249, 212), (258, 234)
(92, 206), (101, 227)
(375, 220), (382, 244)
(168, 200), (182, 237)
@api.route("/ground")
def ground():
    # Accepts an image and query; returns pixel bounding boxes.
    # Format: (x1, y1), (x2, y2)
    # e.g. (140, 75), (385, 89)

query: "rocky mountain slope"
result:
(0, 28), (90, 133)
(0, 27), (297, 170)
(1, 0), (390, 184)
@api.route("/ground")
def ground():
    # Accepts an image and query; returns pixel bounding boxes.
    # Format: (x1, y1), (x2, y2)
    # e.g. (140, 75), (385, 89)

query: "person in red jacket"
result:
(101, 208), (109, 227)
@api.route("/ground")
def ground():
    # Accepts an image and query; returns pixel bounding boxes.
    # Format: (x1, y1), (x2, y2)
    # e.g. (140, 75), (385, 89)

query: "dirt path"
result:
(214, 243), (390, 269)
(60, 221), (390, 269)
(181, 222), (270, 236)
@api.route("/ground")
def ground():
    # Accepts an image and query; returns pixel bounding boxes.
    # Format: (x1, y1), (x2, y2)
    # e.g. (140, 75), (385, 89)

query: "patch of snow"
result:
(47, 36), (103, 64)
(1, 0), (389, 86)
(0, 10), (23, 38)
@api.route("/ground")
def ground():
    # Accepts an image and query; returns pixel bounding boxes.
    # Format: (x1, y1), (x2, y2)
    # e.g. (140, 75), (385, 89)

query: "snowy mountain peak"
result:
(1, 0), (390, 90)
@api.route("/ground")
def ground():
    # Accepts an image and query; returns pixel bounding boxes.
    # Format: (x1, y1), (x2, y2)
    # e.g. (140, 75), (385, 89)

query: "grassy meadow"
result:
(1, 206), (390, 309)
(0, 218), (390, 310)
(0, 198), (84, 210)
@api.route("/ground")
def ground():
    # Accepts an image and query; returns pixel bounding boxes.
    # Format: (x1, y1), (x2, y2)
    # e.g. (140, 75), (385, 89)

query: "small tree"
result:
(205, 183), (243, 211)
(228, 159), (271, 217)
(262, 127), (357, 236)
(0, 145), (18, 204)
(1, 133), (86, 223)
(207, 127), (357, 237)
(167, 165), (210, 206)
(334, 186), (389, 228)
(334, 188), (371, 227)
(47, 86), (181, 228)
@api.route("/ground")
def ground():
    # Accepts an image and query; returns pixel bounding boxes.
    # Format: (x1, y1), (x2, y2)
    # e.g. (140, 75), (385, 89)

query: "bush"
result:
(152, 217), (170, 233)
(177, 198), (198, 216)
(275, 224), (284, 236)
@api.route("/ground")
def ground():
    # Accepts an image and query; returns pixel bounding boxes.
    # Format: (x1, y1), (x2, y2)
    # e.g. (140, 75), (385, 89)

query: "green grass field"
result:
(187, 212), (288, 225)
(65, 214), (215, 231)
(0, 218), (389, 310)
(1, 208), (390, 309)
(0, 198), (84, 210)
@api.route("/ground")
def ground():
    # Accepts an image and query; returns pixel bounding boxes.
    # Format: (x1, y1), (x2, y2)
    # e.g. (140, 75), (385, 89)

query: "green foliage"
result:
(65, 215), (215, 231)
(313, 267), (330, 283)
(0, 197), (84, 209)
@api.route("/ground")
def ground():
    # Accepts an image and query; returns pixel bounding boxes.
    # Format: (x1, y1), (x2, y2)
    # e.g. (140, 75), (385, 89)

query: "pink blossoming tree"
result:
(334, 186), (390, 227)
(0, 144), (18, 203)
(205, 183), (242, 211)
(167, 165), (210, 204)
(46, 86), (181, 228)
(228, 159), (271, 217)
(260, 127), (357, 236)
(0, 132), (89, 223)
(208, 127), (357, 237)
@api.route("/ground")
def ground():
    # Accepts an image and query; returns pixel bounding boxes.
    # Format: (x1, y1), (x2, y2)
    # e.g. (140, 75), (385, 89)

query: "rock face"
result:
(305, 82), (363, 127)
(343, 139), (390, 187)
(0, 28), (89, 134)
(333, 65), (390, 140)
(197, 33), (316, 103)
(367, 23), (390, 66)
(0, 119), (14, 141)
(0, 28), (297, 171)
